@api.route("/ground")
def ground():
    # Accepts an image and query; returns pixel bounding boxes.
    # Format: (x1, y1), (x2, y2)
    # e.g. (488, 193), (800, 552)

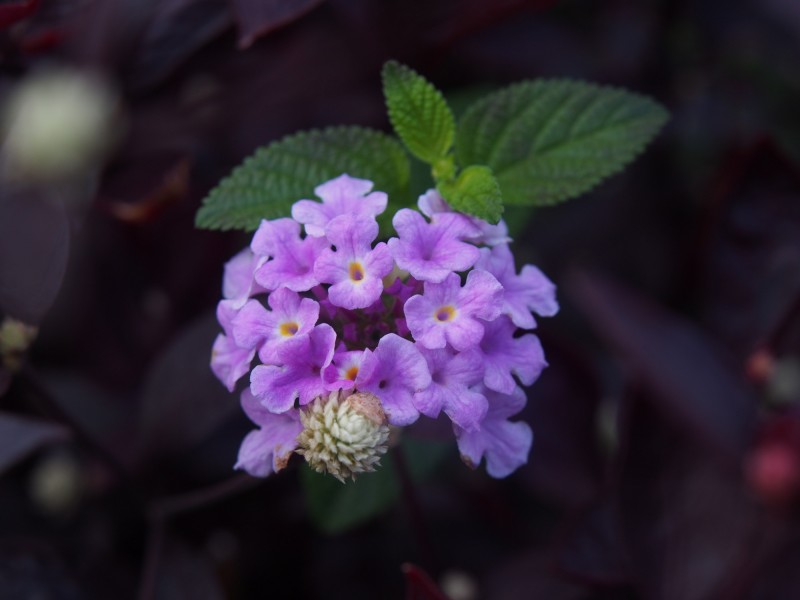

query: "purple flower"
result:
(232, 288), (320, 364)
(387, 208), (481, 283)
(355, 334), (431, 426)
(252, 218), (328, 292)
(418, 189), (511, 247)
(477, 316), (547, 394)
(235, 389), (302, 477)
(313, 215), (394, 309)
(404, 270), (503, 351)
(291, 174), (388, 237)
(322, 347), (366, 391)
(414, 348), (488, 432)
(211, 300), (255, 392)
(476, 244), (558, 329)
(455, 385), (533, 478)
(222, 248), (266, 309)
(250, 323), (336, 413)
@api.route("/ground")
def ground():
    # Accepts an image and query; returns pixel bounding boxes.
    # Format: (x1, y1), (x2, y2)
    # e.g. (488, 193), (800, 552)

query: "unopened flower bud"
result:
(296, 390), (390, 482)
(0, 316), (37, 371)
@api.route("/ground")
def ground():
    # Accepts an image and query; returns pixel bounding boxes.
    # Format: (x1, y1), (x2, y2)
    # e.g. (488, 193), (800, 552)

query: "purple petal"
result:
(292, 174), (387, 237)
(458, 269), (503, 321)
(314, 219), (393, 309)
(211, 333), (254, 392)
(404, 294), (447, 349)
(417, 189), (510, 246)
(415, 348), (487, 431)
(405, 272), (501, 351)
(455, 385), (532, 478)
(223, 248), (265, 308)
(480, 316), (547, 394)
(250, 218), (299, 257)
(355, 334), (430, 425)
(250, 324), (336, 411)
(324, 214), (378, 254)
(477, 245), (558, 329)
(235, 390), (302, 477)
(388, 209), (480, 283)
(322, 348), (365, 391)
(231, 299), (271, 350)
(254, 233), (328, 292)
(445, 317), (486, 352)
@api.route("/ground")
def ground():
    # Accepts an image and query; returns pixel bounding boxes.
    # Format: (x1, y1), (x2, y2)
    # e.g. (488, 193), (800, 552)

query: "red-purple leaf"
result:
(0, 0), (39, 29)
(568, 271), (757, 463)
(231, 0), (325, 49)
(402, 563), (449, 600)
(0, 412), (69, 475)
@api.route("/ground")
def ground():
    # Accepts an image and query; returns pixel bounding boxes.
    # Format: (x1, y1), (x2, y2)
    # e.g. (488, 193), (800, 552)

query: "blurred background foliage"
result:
(1, 0), (800, 598)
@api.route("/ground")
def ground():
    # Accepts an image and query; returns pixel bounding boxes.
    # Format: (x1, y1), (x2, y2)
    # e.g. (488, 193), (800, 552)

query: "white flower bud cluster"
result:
(296, 390), (390, 482)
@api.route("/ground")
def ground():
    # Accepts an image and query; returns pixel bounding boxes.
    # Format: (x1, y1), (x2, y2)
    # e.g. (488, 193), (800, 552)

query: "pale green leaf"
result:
(437, 165), (503, 224)
(195, 126), (411, 231)
(456, 80), (668, 206)
(382, 61), (455, 165)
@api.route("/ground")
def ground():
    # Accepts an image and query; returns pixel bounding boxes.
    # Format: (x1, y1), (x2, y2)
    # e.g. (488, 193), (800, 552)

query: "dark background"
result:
(1, 0), (800, 598)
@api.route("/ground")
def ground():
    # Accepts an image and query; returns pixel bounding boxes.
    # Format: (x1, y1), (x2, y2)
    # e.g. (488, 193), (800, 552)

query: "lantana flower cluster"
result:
(211, 174), (558, 480)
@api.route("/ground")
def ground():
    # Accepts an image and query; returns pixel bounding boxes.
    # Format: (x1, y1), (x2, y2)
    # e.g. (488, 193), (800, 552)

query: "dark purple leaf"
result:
(0, 367), (10, 397)
(697, 141), (800, 360)
(520, 334), (603, 508)
(0, 188), (70, 324)
(0, 542), (82, 599)
(617, 394), (761, 600)
(568, 271), (757, 463)
(0, 412), (69, 475)
(484, 549), (588, 600)
(127, 0), (232, 90)
(744, 530), (800, 600)
(68, 0), (232, 91)
(38, 371), (138, 467)
(556, 498), (632, 588)
(138, 313), (239, 460)
(153, 537), (225, 600)
(231, 0), (325, 49)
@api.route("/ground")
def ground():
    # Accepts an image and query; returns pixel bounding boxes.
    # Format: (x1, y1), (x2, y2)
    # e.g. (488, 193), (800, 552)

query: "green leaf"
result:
(382, 61), (456, 165)
(195, 126), (411, 231)
(455, 80), (668, 206)
(300, 462), (399, 535)
(300, 438), (451, 534)
(437, 165), (503, 224)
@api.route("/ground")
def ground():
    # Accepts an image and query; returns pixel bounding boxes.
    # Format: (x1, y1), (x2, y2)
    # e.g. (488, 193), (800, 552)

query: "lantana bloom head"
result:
(210, 175), (558, 480)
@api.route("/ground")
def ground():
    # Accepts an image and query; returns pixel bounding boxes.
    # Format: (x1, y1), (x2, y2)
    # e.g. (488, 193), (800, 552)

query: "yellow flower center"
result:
(345, 366), (359, 381)
(435, 305), (456, 322)
(349, 262), (365, 282)
(279, 321), (299, 337)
